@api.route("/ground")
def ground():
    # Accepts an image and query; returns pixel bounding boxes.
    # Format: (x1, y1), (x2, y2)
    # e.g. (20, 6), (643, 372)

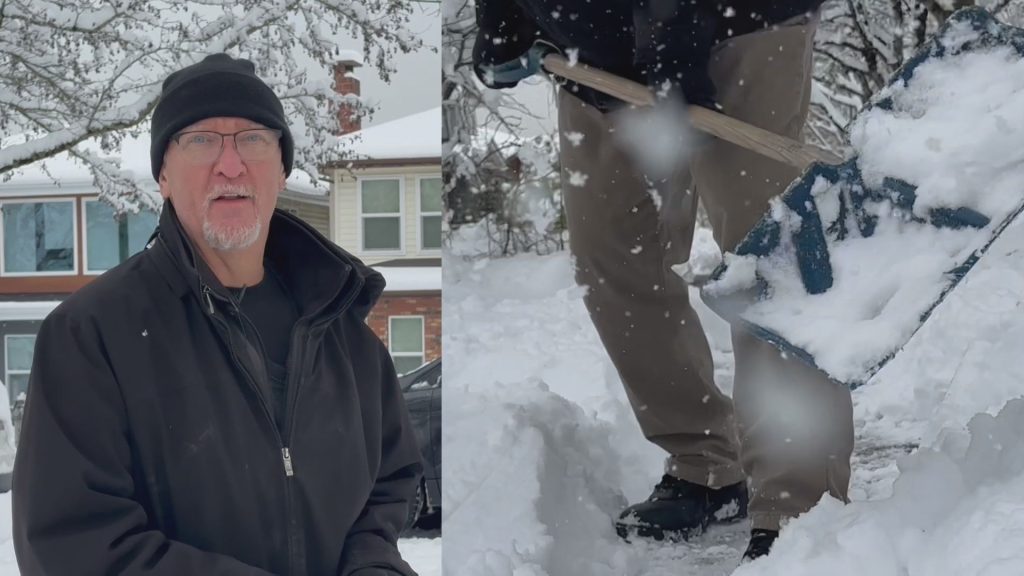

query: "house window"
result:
(85, 200), (158, 273)
(2, 200), (75, 274)
(360, 178), (403, 251)
(5, 335), (35, 405)
(389, 316), (424, 376)
(419, 177), (442, 251)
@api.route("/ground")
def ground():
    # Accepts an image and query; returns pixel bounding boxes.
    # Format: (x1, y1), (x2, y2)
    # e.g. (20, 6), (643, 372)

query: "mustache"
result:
(204, 184), (254, 208)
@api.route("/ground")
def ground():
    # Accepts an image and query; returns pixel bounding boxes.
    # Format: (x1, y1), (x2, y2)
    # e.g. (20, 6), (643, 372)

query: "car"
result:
(0, 381), (19, 493)
(399, 358), (441, 532)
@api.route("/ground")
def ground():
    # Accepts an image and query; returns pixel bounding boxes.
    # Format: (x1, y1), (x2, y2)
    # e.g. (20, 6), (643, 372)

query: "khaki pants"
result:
(557, 15), (854, 531)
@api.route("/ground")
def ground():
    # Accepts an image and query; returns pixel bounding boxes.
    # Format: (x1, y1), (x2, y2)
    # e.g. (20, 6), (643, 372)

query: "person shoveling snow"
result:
(473, 0), (1024, 565)
(474, 0), (850, 561)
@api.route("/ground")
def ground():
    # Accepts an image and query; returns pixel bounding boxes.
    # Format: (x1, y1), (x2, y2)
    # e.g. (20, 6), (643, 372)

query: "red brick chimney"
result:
(333, 58), (362, 135)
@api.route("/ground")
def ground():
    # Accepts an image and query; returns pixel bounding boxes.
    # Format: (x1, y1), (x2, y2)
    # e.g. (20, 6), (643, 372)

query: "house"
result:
(326, 99), (443, 376)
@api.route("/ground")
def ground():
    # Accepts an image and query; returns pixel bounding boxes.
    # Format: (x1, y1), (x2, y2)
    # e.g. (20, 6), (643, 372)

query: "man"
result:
(473, 0), (854, 561)
(13, 53), (422, 576)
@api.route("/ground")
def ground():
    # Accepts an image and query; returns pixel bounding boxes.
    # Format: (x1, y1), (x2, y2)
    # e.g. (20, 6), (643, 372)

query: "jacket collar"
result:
(150, 199), (385, 321)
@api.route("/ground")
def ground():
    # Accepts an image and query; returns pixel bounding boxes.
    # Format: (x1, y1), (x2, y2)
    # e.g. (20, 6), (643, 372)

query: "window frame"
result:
(357, 176), (405, 256)
(388, 315), (425, 375)
(416, 175), (443, 254)
(4, 334), (35, 405)
(0, 197), (79, 277)
(81, 198), (158, 275)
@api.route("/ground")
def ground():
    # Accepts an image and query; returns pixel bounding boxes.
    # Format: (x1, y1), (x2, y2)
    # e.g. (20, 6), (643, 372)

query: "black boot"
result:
(742, 529), (779, 561)
(614, 475), (748, 542)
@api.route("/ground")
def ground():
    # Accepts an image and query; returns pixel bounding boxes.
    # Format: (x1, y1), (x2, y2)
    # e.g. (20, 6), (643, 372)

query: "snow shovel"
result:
(540, 7), (1024, 388)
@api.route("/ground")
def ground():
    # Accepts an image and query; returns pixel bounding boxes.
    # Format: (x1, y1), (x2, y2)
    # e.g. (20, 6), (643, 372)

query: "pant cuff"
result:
(665, 458), (746, 489)
(749, 512), (786, 532)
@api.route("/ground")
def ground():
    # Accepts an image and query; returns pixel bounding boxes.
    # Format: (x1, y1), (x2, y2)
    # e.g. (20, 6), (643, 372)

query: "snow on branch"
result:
(0, 0), (423, 213)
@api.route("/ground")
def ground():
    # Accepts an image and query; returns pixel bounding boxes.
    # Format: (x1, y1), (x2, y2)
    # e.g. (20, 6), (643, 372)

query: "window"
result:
(2, 200), (75, 274)
(389, 316), (424, 376)
(5, 335), (35, 405)
(85, 200), (158, 273)
(419, 177), (442, 251)
(360, 178), (403, 252)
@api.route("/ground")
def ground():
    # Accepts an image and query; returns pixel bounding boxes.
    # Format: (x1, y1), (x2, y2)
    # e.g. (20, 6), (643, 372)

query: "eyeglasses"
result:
(170, 128), (283, 164)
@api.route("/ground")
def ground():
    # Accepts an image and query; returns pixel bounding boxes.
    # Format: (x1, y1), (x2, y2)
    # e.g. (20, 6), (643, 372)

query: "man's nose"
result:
(213, 136), (246, 178)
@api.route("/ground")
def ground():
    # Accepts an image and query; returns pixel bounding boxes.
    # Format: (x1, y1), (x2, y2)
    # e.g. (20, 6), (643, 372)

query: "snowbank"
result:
(738, 399), (1024, 576)
(444, 230), (1024, 574)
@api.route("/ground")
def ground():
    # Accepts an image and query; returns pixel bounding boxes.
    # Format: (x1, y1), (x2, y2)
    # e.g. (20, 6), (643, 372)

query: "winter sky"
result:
(343, 2), (441, 127)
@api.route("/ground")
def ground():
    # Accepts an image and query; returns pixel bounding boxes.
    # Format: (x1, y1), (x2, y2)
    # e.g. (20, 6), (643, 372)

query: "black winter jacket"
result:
(12, 201), (422, 576)
(473, 0), (825, 110)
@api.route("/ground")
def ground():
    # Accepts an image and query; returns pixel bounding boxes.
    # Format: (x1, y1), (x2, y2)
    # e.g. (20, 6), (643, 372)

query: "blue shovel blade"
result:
(700, 7), (1024, 389)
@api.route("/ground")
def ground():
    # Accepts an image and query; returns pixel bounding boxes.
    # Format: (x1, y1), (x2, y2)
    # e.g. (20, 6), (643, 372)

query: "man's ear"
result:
(158, 169), (171, 200)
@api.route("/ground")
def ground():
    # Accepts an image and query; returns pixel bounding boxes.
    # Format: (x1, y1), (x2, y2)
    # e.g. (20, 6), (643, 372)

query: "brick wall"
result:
(333, 60), (362, 135)
(366, 292), (441, 363)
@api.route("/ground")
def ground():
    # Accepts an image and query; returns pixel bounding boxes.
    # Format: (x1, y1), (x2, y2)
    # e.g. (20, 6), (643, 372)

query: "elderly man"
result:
(13, 53), (422, 576)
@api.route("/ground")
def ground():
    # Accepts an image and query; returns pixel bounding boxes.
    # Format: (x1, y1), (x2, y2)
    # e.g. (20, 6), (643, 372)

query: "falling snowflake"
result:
(565, 131), (585, 147)
(567, 47), (579, 67)
(568, 170), (589, 186)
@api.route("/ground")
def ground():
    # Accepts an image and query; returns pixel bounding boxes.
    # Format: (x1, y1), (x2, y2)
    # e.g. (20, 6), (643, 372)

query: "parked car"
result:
(0, 381), (18, 492)
(399, 358), (441, 532)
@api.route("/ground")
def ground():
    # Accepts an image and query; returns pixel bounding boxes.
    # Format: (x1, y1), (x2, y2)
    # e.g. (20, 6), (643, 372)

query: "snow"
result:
(703, 30), (1024, 386)
(339, 107), (441, 160)
(0, 132), (326, 197)
(335, 49), (364, 65)
(443, 210), (1024, 574)
(375, 266), (442, 292)
(0, 491), (439, 575)
(0, 302), (60, 322)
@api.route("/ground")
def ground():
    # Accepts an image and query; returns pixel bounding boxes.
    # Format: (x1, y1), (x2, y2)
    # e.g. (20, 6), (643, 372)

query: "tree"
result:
(0, 0), (423, 213)
(442, 0), (565, 256)
(808, 0), (1024, 151)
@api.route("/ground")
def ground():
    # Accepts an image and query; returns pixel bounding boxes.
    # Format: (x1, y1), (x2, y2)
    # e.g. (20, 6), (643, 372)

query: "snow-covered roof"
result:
(0, 301), (61, 322)
(1, 133), (156, 191)
(375, 266), (441, 292)
(1, 133), (325, 197)
(339, 107), (441, 161)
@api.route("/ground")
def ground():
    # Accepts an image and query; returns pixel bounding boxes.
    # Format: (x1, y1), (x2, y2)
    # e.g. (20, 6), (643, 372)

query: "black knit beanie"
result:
(150, 53), (294, 181)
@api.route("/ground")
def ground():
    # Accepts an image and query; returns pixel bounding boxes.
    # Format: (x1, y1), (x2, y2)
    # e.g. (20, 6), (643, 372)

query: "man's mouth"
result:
(213, 193), (252, 202)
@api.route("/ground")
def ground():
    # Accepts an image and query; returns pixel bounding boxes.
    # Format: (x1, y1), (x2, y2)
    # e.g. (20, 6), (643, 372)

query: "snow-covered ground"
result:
(0, 491), (440, 575)
(443, 217), (1024, 575)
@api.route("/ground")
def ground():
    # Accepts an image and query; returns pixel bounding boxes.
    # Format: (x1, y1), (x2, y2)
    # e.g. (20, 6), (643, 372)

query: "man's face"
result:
(158, 117), (286, 253)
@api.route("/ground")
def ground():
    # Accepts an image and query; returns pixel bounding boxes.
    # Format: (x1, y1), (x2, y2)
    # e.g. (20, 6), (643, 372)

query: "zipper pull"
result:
(282, 447), (295, 477)
(202, 285), (215, 315)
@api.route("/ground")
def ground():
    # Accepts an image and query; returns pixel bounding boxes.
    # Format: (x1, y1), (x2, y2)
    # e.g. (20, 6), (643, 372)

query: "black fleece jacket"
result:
(13, 201), (422, 576)
(473, 0), (825, 110)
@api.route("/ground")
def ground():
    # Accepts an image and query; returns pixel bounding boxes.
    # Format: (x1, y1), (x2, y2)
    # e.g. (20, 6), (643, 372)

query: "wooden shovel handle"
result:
(541, 53), (843, 170)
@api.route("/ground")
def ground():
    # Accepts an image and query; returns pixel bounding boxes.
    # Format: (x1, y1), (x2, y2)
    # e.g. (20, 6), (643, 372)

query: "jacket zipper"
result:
(202, 283), (292, 475)
(203, 273), (363, 576)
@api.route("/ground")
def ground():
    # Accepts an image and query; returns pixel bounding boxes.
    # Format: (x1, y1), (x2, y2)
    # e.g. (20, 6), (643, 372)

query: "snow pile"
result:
(704, 20), (1024, 385)
(737, 399), (1024, 576)
(445, 223), (1024, 574)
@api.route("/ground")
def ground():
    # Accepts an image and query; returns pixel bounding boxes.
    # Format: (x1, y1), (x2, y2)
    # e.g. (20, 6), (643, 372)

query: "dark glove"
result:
(475, 43), (554, 89)
(472, 0), (538, 89)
